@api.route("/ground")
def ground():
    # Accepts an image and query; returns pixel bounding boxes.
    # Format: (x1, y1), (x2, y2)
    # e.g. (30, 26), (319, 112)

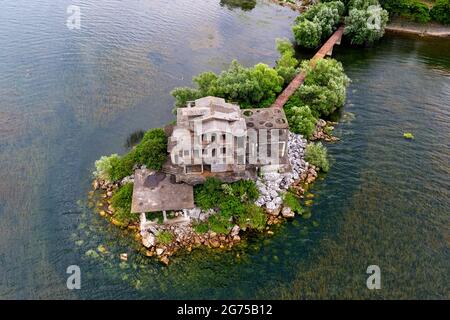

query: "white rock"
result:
(281, 206), (295, 218)
(142, 233), (156, 248)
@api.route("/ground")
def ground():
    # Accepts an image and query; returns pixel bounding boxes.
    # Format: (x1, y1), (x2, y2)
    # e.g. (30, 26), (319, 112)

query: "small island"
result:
(88, 0), (449, 265)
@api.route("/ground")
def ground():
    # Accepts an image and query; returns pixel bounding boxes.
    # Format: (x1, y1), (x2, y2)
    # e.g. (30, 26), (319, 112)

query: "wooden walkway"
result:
(271, 25), (345, 109)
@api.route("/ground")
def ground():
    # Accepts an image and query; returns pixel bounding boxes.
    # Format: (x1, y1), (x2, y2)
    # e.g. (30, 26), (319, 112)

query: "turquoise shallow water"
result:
(0, 0), (448, 299)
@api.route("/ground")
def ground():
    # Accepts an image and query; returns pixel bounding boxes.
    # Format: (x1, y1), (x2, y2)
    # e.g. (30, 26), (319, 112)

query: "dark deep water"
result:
(0, 1), (448, 299)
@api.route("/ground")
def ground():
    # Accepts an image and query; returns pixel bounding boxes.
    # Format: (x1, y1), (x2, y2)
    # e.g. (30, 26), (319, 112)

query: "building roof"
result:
(131, 169), (194, 213)
(240, 108), (289, 130)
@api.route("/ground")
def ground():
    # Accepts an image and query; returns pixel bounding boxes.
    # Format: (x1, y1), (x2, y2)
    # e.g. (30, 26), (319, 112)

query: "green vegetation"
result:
(193, 221), (210, 234)
(275, 38), (299, 85)
(283, 192), (304, 215)
(93, 154), (120, 183)
(284, 58), (349, 140)
(156, 230), (174, 245)
(111, 183), (136, 225)
(285, 105), (317, 138)
(431, 0), (450, 25)
(285, 58), (349, 119)
(403, 132), (414, 139)
(305, 142), (330, 172)
(171, 60), (284, 109)
(237, 204), (267, 231)
(194, 178), (264, 234)
(292, 1), (345, 48)
(293, 19), (323, 49)
(344, 0), (389, 45)
(93, 128), (168, 182)
(219, 0), (256, 11)
(380, 0), (450, 24)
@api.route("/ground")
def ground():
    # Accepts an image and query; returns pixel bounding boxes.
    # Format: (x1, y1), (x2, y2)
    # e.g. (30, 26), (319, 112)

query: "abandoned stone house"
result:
(162, 96), (290, 185)
(131, 96), (290, 227)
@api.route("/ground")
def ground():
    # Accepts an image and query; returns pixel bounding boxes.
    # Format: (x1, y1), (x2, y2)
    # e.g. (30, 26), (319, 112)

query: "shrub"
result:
(171, 60), (284, 109)
(134, 128), (167, 170)
(156, 230), (174, 244)
(93, 154), (120, 182)
(293, 20), (323, 49)
(208, 214), (234, 234)
(236, 204), (267, 232)
(109, 151), (135, 182)
(380, 0), (433, 23)
(96, 128), (168, 182)
(344, 4), (389, 45)
(193, 221), (209, 234)
(194, 177), (224, 210)
(275, 39), (299, 85)
(431, 0), (450, 25)
(297, 59), (350, 117)
(293, 1), (344, 48)
(305, 142), (330, 172)
(194, 178), (263, 233)
(283, 192), (304, 214)
(285, 105), (317, 139)
(111, 183), (136, 225)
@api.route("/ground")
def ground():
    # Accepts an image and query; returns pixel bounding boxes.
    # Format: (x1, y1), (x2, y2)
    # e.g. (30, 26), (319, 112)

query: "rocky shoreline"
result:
(89, 120), (335, 265)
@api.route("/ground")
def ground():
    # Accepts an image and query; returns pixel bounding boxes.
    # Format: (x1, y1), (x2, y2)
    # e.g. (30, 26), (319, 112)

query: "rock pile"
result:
(255, 132), (309, 211)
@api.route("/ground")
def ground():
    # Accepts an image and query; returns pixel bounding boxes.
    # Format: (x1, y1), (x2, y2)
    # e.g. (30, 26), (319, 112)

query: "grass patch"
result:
(111, 183), (136, 225)
(156, 230), (174, 245)
(283, 192), (304, 215)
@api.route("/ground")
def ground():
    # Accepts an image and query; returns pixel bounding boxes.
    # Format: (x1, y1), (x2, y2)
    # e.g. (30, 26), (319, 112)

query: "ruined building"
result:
(162, 96), (290, 185)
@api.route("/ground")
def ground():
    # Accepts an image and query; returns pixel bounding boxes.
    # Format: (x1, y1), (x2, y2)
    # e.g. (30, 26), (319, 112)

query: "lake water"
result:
(0, 0), (448, 299)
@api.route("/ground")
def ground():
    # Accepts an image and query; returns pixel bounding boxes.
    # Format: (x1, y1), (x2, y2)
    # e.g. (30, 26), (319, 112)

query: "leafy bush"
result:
(171, 60), (284, 109)
(95, 128), (168, 182)
(285, 105), (317, 139)
(297, 59), (350, 117)
(93, 154), (120, 182)
(293, 1), (344, 48)
(194, 178), (259, 211)
(283, 192), (304, 214)
(344, 4), (389, 45)
(236, 204), (267, 232)
(275, 38), (299, 84)
(194, 178), (264, 233)
(293, 19), (323, 49)
(194, 177), (224, 210)
(379, 0), (432, 23)
(208, 214), (234, 234)
(111, 183), (136, 225)
(305, 142), (330, 172)
(156, 230), (174, 244)
(431, 0), (450, 25)
(134, 128), (168, 170)
(109, 151), (135, 182)
(193, 221), (209, 234)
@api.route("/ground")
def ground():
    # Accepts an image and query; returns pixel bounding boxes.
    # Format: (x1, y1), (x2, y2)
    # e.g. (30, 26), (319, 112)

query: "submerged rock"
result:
(281, 206), (295, 218)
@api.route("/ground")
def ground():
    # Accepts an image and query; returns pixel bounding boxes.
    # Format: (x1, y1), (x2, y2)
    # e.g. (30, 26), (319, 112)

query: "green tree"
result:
(293, 19), (323, 49)
(431, 0), (450, 25)
(285, 105), (317, 139)
(275, 38), (299, 85)
(344, 4), (389, 45)
(297, 59), (350, 117)
(305, 142), (330, 172)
